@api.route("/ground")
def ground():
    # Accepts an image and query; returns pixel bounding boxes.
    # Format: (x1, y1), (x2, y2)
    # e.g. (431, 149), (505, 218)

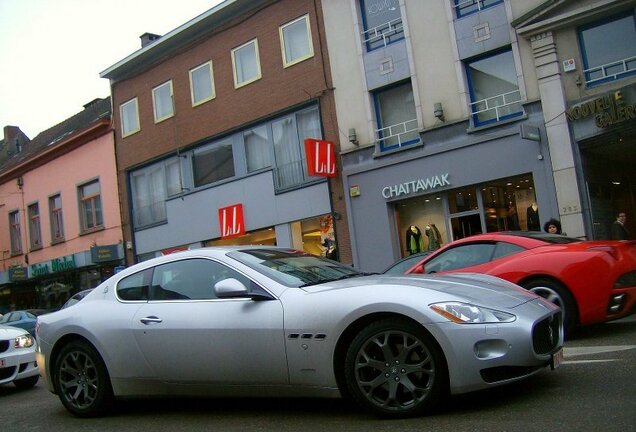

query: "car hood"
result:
(301, 273), (536, 308)
(0, 324), (30, 338)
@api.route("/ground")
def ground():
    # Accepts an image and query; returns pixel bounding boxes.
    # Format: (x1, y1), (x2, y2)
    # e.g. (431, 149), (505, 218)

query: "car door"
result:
(131, 258), (287, 385)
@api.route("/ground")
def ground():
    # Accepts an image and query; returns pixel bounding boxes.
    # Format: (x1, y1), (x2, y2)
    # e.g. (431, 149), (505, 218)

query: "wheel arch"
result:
(332, 312), (448, 399)
(517, 274), (580, 326)
(49, 334), (108, 391)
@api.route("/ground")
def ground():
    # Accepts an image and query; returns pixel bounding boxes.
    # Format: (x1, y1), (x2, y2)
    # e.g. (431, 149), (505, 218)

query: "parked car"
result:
(382, 251), (431, 275)
(0, 324), (40, 388)
(0, 310), (38, 336)
(60, 289), (94, 309)
(401, 231), (636, 335)
(36, 246), (563, 418)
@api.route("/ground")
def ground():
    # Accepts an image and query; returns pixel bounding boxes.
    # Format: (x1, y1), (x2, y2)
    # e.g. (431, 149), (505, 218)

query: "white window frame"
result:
(152, 80), (175, 123)
(189, 61), (216, 107)
(78, 179), (103, 232)
(279, 14), (314, 68)
(231, 39), (262, 89)
(120, 97), (140, 137)
(49, 194), (64, 243)
(9, 210), (22, 255)
(28, 202), (42, 249)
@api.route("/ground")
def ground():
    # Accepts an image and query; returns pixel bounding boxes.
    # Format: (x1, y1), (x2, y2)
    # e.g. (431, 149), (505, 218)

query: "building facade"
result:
(0, 98), (125, 313)
(101, 0), (351, 265)
(514, 0), (636, 241)
(321, 0), (635, 272)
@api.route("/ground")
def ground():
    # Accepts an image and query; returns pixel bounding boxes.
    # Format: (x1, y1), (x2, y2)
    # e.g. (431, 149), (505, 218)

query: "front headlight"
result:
(14, 334), (35, 349)
(430, 302), (516, 324)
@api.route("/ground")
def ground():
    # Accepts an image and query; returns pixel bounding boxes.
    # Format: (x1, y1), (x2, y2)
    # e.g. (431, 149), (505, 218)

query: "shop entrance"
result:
(450, 213), (482, 240)
(580, 129), (635, 240)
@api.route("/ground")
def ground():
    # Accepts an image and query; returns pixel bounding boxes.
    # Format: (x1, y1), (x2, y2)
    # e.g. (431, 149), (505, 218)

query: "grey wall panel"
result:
(133, 171), (331, 254)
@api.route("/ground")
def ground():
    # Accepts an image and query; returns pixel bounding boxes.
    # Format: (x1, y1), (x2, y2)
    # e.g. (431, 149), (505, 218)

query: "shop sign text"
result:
(8, 266), (28, 281)
(219, 203), (245, 239)
(304, 138), (336, 177)
(382, 174), (450, 199)
(29, 255), (76, 277)
(566, 90), (636, 128)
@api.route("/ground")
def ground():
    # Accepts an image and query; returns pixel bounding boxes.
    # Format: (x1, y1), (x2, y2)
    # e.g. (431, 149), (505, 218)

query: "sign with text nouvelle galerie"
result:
(304, 138), (336, 177)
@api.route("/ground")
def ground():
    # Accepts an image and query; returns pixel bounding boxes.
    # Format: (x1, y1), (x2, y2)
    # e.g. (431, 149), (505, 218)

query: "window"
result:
(117, 269), (150, 301)
(49, 194), (64, 242)
(454, 0), (503, 19)
(28, 203), (42, 249)
(131, 157), (182, 228)
(360, 0), (403, 51)
(9, 210), (21, 254)
(193, 140), (235, 187)
(579, 12), (636, 86)
(280, 15), (314, 67)
(374, 81), (419, 152)
(466, 49), (523, 126)
(152, 81), (175, 122)
(120, 97), (140, 137)
(189, 61), (215, 106)
(78, 179), (103, 232)
(423, 243), (495, 273)
(231, 39), (261, 88)
(151, 258), (258, 301)
(244, 125), (271, 172)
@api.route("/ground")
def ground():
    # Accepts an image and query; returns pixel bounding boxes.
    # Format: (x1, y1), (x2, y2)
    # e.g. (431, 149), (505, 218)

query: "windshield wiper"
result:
(299, 273), (363, 287)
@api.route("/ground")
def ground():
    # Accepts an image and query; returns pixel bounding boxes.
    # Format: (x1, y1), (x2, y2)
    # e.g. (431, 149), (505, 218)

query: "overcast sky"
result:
(0, 0), (223, 139)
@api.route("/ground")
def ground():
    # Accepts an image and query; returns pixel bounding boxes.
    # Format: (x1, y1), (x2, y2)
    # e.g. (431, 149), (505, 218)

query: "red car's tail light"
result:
(588, 245), (619, 260)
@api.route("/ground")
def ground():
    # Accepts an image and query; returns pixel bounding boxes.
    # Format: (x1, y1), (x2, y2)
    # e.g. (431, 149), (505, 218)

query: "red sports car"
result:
(403, 232), (636, 335)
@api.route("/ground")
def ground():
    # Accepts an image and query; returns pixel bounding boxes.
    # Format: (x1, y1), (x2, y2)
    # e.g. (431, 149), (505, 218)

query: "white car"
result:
(0, 324), (39, 388)
(36, 246), (563, 418)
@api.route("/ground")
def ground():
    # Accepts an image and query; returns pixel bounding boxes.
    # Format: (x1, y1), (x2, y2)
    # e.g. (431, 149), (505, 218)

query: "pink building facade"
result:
(0, 98), (125, 312)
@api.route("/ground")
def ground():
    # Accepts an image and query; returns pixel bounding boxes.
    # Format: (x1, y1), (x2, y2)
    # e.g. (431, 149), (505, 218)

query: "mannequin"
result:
(527, 203), (540, 231)
(425, 223), (442, 251)
(405, 225), (424, 255)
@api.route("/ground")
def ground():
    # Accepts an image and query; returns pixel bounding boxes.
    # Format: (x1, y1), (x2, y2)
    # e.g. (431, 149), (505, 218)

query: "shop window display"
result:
(395, 174), (538, 257)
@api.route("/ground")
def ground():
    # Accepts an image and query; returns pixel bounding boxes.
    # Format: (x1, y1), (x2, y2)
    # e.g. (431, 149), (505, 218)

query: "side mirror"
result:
(214, 278), (249, 298)
(411, 264), (425, 274)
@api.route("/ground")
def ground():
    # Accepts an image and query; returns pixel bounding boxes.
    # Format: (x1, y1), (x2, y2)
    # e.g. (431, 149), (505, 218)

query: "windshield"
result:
(228, 248), (362, 287)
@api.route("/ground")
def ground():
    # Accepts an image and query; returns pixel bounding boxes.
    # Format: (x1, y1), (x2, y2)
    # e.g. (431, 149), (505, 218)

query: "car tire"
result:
(14, 375), (39, 389)
(343, 318), (447, 418)
(522, 278), (577, 337)
(53, 340), (114, 417)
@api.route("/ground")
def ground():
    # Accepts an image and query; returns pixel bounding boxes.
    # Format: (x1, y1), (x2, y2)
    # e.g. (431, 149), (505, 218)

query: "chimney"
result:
(140, 32), (161, 48)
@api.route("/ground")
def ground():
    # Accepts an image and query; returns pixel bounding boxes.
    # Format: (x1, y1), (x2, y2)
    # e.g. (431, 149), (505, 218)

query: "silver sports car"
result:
(36, 247), (563, 418)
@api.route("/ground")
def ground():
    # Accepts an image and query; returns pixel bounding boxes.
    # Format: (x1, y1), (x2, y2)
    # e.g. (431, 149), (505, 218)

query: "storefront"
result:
(567, 83), (636, 240)
(341, 103), (560, 272)
(0, 244), (124, 313)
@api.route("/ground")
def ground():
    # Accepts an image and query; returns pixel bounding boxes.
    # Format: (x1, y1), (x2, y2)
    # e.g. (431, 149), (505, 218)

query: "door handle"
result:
(140, 316), (163, 325)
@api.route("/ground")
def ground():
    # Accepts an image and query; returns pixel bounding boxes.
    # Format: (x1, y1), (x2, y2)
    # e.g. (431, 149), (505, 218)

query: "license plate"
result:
(551, 347), (564, 370)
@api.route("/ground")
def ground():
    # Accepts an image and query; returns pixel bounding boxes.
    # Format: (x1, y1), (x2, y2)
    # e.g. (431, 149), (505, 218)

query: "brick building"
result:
(101, 0), (351, 264)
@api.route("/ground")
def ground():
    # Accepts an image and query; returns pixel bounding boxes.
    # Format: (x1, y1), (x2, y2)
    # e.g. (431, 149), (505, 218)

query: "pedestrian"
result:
(543, 218), (563, 235)
(610, 211), (629, 240)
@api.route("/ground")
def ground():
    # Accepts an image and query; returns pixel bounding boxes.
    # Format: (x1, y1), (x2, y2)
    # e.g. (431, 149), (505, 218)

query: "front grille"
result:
(0, 340), (9, 353)
(532, 312), (562, 354)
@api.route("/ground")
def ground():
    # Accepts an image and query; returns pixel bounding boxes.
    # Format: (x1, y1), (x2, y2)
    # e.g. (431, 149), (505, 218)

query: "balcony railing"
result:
(272, 159), (309, 191)
(376, 118), (419, 150)
(362, 18), (404, 49)
(584, 55), (636, 85)
(470, 89), (523, 124)
(454, 0), (503, 18)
